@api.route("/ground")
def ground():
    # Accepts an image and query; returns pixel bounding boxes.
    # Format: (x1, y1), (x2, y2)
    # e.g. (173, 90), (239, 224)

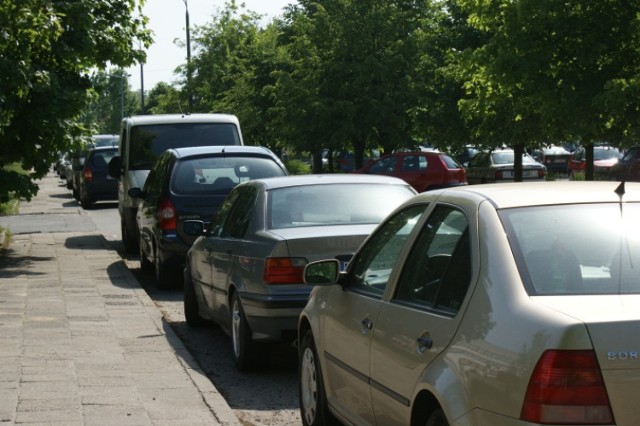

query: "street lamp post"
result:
(182, 0), (193, 111)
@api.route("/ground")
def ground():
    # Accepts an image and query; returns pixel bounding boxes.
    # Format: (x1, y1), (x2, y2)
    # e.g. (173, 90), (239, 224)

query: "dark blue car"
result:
(130, 145), (288, 289)
(79, 146), (119, 209)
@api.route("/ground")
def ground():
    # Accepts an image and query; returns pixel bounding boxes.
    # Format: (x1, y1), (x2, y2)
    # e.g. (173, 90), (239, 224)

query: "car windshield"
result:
(492, 151), (538, 165)
(129, 123), (241, 170)
(594, 148), (622, 161)
(499, 203), (640, 295)
(269, 183), (414, 229)
(172, 156), (284, 195)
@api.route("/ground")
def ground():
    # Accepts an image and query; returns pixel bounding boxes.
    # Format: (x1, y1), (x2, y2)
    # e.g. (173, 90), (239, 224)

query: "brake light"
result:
(83, 168), (93, 183)
(521, 350), (613, 424)
(495, 170), (503, 179)
(263, 257), (307, 284)
(159, 198), (177, 231)
(539, 169), (546, 178)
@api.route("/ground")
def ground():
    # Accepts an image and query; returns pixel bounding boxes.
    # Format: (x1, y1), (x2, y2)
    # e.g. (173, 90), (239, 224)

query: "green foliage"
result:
(284, 159), (311, 175)
(0, 0), (151, 200)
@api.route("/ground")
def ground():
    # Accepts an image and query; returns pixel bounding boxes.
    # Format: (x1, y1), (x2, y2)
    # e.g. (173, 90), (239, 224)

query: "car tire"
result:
(230, 292), (269, 371)
(184, 267), (207, 327)
(299, 329), (338, 426)
(121, 218), (137, 255)
(80, 190), (93, 209)
(425, 408), (448, 426)
(72, 186), (79, 200)
(139, 238), (153, 271)
(154, 246), (173, 289)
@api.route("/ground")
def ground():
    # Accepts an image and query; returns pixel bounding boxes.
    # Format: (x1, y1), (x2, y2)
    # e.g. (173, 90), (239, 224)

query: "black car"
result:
(129, 145), (288, 288)
(78, 146), (119, 209)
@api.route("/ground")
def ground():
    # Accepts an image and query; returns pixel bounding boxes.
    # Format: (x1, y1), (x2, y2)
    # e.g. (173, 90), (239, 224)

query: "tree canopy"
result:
(0, 0), (150, 201)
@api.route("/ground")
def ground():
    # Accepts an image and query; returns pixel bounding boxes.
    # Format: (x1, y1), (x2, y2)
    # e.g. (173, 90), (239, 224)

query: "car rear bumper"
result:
(239, 291), (311, 342)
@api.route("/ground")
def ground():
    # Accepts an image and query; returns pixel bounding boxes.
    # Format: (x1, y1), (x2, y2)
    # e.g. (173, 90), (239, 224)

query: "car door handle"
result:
(360, 317), (373, 334)
(416, 332), (433, 353)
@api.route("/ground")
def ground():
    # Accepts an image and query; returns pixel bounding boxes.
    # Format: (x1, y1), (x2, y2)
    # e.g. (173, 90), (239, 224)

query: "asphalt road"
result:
(35, 178), (302, 426)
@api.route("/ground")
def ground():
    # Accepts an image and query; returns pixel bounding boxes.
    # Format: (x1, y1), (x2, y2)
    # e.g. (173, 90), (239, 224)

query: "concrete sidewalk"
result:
(0, 173), (240, 425)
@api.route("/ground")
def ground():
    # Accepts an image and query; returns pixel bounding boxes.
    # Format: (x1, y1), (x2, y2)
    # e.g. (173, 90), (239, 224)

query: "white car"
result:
(299, 181), (640, 426)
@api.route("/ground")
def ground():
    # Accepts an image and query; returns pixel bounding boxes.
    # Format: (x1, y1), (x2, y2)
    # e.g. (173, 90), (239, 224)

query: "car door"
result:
(207, 186), (258, 319)
(196, 189), (243, 312)
(370, 205), (473, 425)
(321, 205), (426, 425)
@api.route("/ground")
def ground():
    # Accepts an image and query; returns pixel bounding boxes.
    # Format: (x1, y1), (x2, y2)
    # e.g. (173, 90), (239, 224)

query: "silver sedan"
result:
(300, 181), (640, 426)
(183, 174), (417, 370)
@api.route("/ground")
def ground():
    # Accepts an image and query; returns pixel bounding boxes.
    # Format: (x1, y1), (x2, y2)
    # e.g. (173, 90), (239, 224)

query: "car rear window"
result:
(129, 123), (241, 170)
(440, 154), (462, 169)
(268, 183), (415, 229)
(90, 149), (118, 168)
(172, 155), (285, 195)
(499, 203), (640, 295)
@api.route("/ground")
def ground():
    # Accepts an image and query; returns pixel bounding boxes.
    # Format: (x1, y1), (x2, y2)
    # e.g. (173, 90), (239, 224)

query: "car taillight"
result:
(495, 170), (503, 179)
(538, 169), (546, 178)
(263, 257), (307, 284)
(521, 350), (614, 424)
(159, 198), (177, 231)
(83, 168), (93, 183)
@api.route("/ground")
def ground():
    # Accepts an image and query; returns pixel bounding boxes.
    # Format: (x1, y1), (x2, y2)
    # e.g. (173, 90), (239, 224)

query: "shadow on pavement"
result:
(0, 249), (52, 278)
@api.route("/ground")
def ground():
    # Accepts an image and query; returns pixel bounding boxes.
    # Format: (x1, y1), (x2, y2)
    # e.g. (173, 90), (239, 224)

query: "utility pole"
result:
(182, 0), (193, 112)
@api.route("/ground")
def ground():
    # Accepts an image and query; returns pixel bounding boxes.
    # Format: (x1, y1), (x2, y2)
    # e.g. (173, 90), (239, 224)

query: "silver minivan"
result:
(108, 113), (244, 253)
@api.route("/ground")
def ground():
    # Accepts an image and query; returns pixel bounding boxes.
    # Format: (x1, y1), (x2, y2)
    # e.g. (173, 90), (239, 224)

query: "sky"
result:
(126, 0), (294, 91)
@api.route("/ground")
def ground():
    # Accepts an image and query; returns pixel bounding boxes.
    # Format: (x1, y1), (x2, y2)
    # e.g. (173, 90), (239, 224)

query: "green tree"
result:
(454, 0), (640, 180)
(0, 0), (150, 201)
(273, 0), (438, 170)
(144, 82), (182, 114)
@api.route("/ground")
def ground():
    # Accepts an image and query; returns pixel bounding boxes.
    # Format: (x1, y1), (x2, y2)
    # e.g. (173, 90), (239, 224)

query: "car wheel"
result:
(425, 408), (448, 426)
(139, 238), (152, 271)
(80, 191), (93, 209)
(184, 267), (206, 327)
(72, 186), (79, 200)
(299, 329), (337, 426)
(230, 292), (268, 371)
(121, 218), (137, 255)
(154, 246), (173, 289)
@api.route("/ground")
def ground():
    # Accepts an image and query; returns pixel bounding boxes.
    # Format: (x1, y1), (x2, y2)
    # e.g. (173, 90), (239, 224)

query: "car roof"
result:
(87, 146), (118, 153)
(123, 113), (239, 126)
(242, 174), (413, 190)
(419, 181), (640, 209)
(167, 145), (278, 159)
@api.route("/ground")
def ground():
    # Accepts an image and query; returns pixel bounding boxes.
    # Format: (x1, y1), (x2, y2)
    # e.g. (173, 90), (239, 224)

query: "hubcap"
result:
(300, 347), (318, 424)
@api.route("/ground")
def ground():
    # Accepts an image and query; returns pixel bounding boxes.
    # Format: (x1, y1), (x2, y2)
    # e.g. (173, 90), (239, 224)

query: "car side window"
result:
(370, 156), (397, 173)
(401, 155), (425, 171)
(219, 186), (257, 239)
(348, 205), (425, 298)
(394, 205), (471, 316)
(143, 153), (171, 204)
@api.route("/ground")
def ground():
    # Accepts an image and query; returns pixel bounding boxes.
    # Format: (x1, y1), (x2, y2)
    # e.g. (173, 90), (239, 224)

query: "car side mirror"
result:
(127, 187), (144, 199)
(183, 220), (206, 236)
(108, 155), (122, 179)
(304, 260), (340, 285)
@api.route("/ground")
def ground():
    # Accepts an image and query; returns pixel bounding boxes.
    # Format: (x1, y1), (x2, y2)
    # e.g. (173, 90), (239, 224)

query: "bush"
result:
(284, 159), (312, 175)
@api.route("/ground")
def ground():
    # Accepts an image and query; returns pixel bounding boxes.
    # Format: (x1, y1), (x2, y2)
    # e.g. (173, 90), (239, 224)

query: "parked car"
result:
(610, 145), (640, 182)
(183, 174), (417, 370)
(78, 146), (119, 209)
(353, 151), (467, 192)
(335, 149), (380, 172)
(299, 180), (640, 426)
(130, 146), (288, 289)
(465, 149), (546, 184)
(91, 134), (118, 148)
(531, 144), (572, 174)
(568, 145), (622, 179)
(70, 148), (90, 199)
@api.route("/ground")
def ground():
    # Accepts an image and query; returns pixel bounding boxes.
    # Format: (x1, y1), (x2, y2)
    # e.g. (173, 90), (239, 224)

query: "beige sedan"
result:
(299, 181), (640, 425)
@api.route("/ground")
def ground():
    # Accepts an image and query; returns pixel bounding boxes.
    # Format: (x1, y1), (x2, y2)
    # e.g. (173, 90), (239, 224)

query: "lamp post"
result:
(182, 0), (193, 111)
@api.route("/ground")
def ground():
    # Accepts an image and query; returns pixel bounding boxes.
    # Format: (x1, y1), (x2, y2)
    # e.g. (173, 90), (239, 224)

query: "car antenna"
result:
(615, 181), (625, 198)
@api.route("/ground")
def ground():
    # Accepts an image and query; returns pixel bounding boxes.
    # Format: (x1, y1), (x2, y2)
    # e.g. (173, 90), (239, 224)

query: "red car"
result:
(568, 145), (622, 179)
(353, 151), (467, 192)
